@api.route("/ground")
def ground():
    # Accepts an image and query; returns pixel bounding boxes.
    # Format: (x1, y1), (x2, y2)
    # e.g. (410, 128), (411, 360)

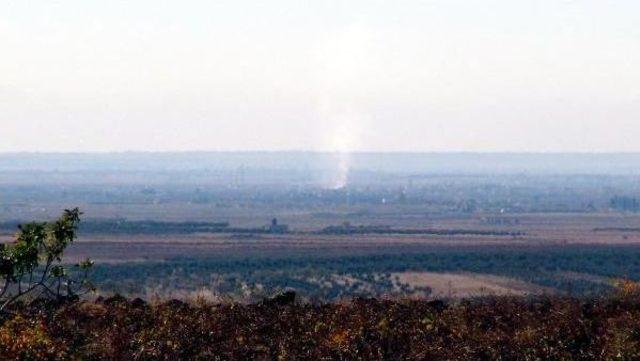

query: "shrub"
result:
(0, 209), (94, 314)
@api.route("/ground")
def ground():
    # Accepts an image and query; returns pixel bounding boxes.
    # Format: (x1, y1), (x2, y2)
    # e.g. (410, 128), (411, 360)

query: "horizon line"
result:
(3, 150), (640, 156)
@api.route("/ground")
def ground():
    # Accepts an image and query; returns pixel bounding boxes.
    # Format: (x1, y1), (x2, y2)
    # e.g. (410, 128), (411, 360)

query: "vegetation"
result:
(3, 292), (640, 359)
(0, 209), (94, 314)
(318, 223), (524, 236)
(91, 245), (640, 300)
(610, 196), (640, 212)
(1, 210), (640, 359)
(77, 220), (231, 235)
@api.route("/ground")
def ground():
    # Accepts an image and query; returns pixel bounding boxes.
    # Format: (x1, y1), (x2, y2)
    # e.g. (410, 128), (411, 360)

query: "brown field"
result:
(4, 203), (639, 298)
(391, 272), (552, 298)
(51, 210), (640, 264)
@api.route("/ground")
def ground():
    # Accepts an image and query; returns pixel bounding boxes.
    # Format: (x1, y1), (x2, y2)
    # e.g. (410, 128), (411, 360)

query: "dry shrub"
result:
(0, 314), (68, 360)
(612, 279), (640, 297)
(1, 295), (640, 359)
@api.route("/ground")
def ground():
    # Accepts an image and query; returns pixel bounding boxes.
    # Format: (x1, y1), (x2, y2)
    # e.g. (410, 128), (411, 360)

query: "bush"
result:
(2, 295), (640, 359)
(0, 209), (94, 314)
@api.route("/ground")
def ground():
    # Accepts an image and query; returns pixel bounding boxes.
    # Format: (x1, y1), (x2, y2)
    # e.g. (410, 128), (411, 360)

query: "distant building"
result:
(265, 218), (289, 234)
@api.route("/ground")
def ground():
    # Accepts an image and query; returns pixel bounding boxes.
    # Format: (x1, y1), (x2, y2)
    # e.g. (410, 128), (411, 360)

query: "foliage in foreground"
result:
(2, 294), (640, 360)
(0, 209), (94, 313)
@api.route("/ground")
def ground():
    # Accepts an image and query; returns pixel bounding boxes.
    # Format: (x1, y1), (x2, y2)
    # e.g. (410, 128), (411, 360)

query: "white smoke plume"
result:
(327, 110), (368, 189)
(313, 21), (374, 189)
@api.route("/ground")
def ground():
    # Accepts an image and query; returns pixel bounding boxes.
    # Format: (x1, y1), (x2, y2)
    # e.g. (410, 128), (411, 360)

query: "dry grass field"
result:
(3, 196), (640, 299)
(391, 272), (551, 298)
(54, 210), (640, 265)
(19, 209), (629, 300)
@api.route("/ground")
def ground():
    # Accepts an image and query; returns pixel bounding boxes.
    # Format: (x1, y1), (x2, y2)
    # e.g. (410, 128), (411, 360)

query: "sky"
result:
(1, 0), (639, 153)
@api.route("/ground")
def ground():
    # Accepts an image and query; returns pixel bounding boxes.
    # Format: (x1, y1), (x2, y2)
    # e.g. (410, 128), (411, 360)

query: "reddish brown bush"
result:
(1, 295), (640, 360)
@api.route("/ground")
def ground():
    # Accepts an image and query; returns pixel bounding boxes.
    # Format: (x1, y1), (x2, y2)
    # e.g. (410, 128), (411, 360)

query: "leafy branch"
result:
(0, 208), (94, 313)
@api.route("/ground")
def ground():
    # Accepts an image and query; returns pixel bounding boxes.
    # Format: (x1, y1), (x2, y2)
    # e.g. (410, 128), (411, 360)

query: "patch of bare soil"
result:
(392, 272), (551, 298)
(556, 271), (612, 286)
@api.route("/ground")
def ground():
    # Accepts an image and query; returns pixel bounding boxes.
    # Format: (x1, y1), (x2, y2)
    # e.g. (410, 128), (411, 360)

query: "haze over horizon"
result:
(2, 0), (639, 153)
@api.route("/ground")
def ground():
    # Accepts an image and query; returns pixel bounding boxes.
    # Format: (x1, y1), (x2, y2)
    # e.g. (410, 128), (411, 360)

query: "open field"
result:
(2, 153), (640, 300)
(4, 203), (640, 300)
(48, 210), (640, 264)
(391, 272), (550, 298)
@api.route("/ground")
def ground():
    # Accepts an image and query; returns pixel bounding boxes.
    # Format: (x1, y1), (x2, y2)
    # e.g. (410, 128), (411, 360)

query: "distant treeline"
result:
(593, 227), (640, 233)
(77, 221), (523, 237)
(610, 196), (640, 212)
(318, 224), (524, 237)
(79, 220), (232, 235)
(0, 220), (235, 235)
(1, 219), (523, 237)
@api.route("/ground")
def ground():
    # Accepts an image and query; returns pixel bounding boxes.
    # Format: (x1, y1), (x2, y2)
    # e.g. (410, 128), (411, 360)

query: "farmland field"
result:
(2, 153), (640, 301)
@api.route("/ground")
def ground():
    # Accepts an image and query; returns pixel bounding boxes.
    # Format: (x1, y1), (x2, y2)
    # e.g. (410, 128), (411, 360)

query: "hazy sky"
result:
(1, 0), (639, 152)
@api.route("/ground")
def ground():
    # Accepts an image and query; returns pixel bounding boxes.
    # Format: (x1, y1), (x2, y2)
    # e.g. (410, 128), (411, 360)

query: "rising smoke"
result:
(314, 21), (374, 189)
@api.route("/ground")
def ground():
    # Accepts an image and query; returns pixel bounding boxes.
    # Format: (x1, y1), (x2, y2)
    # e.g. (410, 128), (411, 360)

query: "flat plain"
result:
(2, 153), (640, 300)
